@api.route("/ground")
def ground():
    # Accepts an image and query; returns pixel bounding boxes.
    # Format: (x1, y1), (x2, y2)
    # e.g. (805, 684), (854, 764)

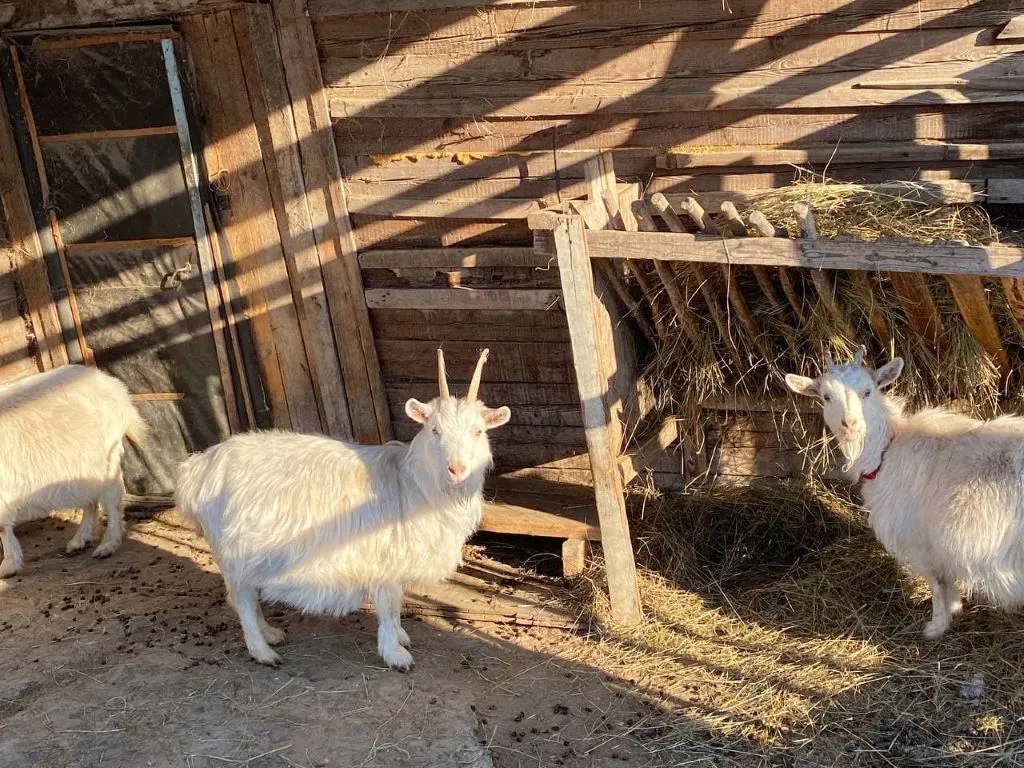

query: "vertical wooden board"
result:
(236, 4), (354, 440)
(183, 13), (320, 431)
(552, 218), (640, 625)
(271, 0), (391, 443)
(0, 82), (66, 370)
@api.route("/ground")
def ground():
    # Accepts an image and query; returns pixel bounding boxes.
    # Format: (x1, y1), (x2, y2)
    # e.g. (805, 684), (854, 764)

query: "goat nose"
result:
(842, 418), (859, 429)
(448, 463), (467, 478)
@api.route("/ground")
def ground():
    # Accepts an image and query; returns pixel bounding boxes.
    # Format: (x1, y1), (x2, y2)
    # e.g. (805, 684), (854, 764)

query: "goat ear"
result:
(785, 373), (820, 399)
(873, 357), (904, 389)
(405, 398), (433, 424)
(482, 406), (511, 430)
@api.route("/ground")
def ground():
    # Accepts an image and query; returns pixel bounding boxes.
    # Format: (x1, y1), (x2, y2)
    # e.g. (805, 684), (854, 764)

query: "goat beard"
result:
(835, 433), (866, 472)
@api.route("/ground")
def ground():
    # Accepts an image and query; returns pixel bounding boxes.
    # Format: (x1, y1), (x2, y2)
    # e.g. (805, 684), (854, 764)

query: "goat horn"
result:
(853, 345), (867, 366)
(466, 348), (490, 401)
(437, 348), (451, 400)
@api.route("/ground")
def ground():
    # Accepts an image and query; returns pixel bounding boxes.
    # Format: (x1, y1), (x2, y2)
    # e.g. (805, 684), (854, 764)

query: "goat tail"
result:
(124, 405), (149, 447)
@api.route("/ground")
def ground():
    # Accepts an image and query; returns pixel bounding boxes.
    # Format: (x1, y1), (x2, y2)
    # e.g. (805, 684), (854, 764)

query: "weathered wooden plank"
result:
(359, 247), (546, 269)
(389, 400), (583, 428)
(271, 0), (391, 442)
(553, 217), (640, 624)
(385, 380), (579, 407)
(313, 0), (1016, 47)
(237, 4), (353, 439)
(618, 417), (680, 487)
(363, 264), (561, 290)
(185, 13), (316, 431)
(335, 106), (1024, 156)
(479, 499), (600, 541)
(394, 421), (584, 446)
(565, 229), (1024, 279)
(1, 0), (242, 30)
(347, 194), (544, 220)
(378, 339), (575, 385)
(370, 308), (569, 342)
(327, 49), (1024, 118)
(0, 64), (65, 370)
(183, 15), (289, 426)
(365, 287), (559, 311)
(998, 15), (1024, 40)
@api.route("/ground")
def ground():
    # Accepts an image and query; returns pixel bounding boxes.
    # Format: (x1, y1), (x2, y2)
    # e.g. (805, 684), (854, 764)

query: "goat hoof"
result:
(263, 626), (287, 646)
(251, 649), (282, 666)
(0, 561), (19, 578)
(91, 541), (119, 559)
(923, 620), (948, 640)
(383, 646), (414, 671)
(66, 538), (89, 555)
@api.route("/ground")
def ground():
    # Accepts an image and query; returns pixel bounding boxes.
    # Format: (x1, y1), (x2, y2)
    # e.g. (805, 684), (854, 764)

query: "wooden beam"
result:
(36, 126), (178, 143)
(553, 217), (640, 625)
(563, 231), (1024, 279)
(359, 247), (545, 270)
(365, 288), (559, 311)
(64, 237), (196, 254)
(1, 1), (242, 30)
(271, 0), (391, 442)
(618, 416), (680, 487)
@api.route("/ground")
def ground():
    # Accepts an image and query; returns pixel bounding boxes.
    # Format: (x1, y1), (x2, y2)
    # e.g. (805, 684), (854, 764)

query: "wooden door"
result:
(1, 30), (246, 502)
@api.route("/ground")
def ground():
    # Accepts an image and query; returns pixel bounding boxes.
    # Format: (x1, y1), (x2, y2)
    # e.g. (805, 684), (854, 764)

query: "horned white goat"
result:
(0, 363), (147, 576)
(175, 348), (511, 669)
(786, 346), (1024, 639)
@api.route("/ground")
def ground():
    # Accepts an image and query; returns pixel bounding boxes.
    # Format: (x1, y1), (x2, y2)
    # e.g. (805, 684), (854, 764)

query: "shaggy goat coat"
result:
(0, 364), (146, 576)
(787, 350), (1024, 638)
(175, 348), (511, 669)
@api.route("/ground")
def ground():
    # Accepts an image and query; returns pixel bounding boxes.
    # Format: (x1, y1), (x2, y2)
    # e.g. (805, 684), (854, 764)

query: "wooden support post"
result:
(792, 203), (859, 340)
(553, 217), (640, 625)
(945, 275), (1011, 385)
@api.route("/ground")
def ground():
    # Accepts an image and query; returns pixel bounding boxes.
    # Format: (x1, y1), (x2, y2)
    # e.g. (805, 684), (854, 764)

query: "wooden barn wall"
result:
(309, 0), (1024, 484)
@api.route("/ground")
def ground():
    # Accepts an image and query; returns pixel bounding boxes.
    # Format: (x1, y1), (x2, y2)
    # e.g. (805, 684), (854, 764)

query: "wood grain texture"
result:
(272, 0), (391, 442)
(553, 217), (640, 624)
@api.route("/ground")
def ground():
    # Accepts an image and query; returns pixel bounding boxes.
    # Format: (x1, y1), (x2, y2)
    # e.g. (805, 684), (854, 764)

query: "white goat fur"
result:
(786, 349), (1024, 639)
(175, 350), (511, 669)
(0, 364), (147, 576)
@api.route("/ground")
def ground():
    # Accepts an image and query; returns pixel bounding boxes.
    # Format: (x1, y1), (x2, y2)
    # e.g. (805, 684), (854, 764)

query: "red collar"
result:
(860, 445), (889, 482)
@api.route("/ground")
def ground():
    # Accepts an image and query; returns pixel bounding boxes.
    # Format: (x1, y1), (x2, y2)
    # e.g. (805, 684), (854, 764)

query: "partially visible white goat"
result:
(786, 346), (1024, 638)
(0, 364), (147, 576)
(175, 348), (511, 669)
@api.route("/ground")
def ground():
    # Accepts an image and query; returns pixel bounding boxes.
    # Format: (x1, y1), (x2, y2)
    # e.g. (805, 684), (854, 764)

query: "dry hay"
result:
(644, 176), (1024, 424)
(566, 481), (1024, 766)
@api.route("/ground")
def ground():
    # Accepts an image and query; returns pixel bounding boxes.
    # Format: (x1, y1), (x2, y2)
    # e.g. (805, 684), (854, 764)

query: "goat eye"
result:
(822, 394), (831, 402)
(863, 390), (871, 398)
(473, 428), (483, 437)
(431, 427), (440, 437)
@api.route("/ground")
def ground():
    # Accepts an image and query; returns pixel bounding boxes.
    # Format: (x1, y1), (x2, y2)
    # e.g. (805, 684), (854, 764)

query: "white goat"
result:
(0, 364), (147, 576)
(175, 348), (511, 669)
(786, 346), (1024, 638)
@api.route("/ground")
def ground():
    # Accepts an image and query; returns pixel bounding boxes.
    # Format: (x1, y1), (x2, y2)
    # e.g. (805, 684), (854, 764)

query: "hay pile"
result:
(566, 480), (1024, 765)
(645, 178), (1024, 422)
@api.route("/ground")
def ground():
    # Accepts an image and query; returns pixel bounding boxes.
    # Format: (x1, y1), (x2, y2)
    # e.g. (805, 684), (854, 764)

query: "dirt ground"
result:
(6, 500), (1024, 767)
(0, 512), (669, 768)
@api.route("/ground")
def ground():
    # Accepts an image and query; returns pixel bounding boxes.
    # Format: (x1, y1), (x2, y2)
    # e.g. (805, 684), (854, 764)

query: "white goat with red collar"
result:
(787, 347), (1024, 639)
(175, 348), (510, 669)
